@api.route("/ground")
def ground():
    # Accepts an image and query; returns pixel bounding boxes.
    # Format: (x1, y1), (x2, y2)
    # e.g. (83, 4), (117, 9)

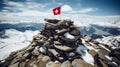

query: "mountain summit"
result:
(0, 19), (119, 67)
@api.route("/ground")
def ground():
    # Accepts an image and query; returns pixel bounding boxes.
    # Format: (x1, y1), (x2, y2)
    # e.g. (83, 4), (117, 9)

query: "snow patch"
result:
(0, 29), (39, 60)
(64, 32), (75, 39)
(82, 50), (94, 65)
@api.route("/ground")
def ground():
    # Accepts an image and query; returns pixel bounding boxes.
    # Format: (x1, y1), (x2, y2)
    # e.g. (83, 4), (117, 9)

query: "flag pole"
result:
(60, 6), (61, 20)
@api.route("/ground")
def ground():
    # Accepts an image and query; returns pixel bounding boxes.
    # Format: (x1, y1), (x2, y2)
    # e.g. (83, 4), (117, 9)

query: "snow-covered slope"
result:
(0, 29), (39, 60)
(96, 35), (120, 49)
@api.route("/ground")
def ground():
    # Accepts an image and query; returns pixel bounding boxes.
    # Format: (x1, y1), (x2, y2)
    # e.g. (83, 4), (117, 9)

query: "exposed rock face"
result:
(0, 18), (120, 67)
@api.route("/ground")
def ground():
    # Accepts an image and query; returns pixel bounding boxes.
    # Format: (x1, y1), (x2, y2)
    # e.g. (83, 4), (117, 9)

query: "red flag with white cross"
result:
(53, 7), (61, 15)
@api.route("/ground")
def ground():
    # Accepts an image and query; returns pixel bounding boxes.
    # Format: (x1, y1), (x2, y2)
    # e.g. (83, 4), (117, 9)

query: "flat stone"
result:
(54, 44), (74, 51)
(72, 59), (94, 67)
(56, 29), (68, 34)
(44, 18), (60, 24)
(57, 20), (73, 26)
(54, 41), (61, 45)
(61, 60), (72, 67)
(70, 25), (80, 28)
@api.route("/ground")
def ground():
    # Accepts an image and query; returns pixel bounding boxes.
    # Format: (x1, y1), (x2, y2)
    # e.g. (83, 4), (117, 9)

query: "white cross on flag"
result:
(53, 7), (61, 15)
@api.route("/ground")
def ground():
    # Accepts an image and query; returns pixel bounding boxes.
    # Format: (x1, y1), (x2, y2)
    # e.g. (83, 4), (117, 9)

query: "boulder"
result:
(72, 59), (94, 67)
(61, 60), (72, 67)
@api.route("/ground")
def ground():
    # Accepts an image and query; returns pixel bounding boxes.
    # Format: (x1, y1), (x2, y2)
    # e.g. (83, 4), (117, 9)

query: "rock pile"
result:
(35, 18), (82, 62)
(0, 19), (120, 67)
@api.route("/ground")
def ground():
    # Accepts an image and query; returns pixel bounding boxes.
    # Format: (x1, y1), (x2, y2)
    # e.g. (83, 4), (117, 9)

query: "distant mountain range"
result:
(0, 23), (120, 39)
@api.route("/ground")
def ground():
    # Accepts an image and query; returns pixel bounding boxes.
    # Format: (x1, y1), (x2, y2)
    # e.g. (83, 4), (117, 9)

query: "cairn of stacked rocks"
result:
(0, 19), (120, 67)
(39, 18), (82, 62)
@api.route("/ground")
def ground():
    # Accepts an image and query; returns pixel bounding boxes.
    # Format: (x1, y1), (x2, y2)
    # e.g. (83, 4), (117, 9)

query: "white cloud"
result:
(79, 8), (98, 13)
(3, 1), (45, 12)
(61, 4), (72, 12)
(5, 1), (24, 7)
(17, 10), (50, 16)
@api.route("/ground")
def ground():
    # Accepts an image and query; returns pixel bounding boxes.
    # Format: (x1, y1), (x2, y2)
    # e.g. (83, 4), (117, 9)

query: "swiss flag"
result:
(53, 7), (61, 15)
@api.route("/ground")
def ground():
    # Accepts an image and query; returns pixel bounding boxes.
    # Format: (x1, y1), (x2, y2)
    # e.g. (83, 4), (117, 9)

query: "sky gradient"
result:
(0, 0), (120, 16)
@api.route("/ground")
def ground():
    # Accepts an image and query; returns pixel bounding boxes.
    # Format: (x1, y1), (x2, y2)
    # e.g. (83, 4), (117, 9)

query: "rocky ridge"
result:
(0, 19), (120, 67)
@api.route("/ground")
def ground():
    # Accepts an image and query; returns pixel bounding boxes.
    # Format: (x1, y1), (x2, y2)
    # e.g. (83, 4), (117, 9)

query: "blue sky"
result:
(0, 0), (120, 16)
